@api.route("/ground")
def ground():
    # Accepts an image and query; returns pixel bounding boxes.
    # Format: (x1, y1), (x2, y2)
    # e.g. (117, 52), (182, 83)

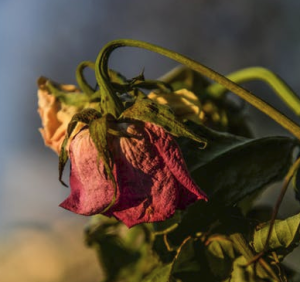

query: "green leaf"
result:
(172, 237), (200, 274)
(66, 108), (102, 136)
(142, 264), (173, 282)
(229, 256), (266, 282)
(205, 235), (236, 279)
(99, 235), (141, 280)
(253, 212), (300, 254)
(85, 217), (159, 282)
(190, 136), (296, 207)
(178, 122), (247, 171)
(86, 223), (142, 282)
(143, 237), (202, 282)
(121, 95), (207, 147)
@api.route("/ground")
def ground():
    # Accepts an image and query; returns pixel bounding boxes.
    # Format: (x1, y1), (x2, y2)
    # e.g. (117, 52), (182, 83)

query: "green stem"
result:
(206, 67), (300, 116)
(76, 61), (96, 95)
(99, 39), (300, 140)
(95, 44), (125, 117)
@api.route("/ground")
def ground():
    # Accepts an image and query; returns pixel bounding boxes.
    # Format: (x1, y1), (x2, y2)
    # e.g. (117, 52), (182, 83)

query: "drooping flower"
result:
(60, 120), (207, 228)
(38, 43), (209, 228)
(37, 77), (97, 154)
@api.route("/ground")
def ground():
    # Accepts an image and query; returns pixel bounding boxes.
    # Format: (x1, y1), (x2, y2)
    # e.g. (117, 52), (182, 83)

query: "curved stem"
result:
(206, 67), (300, 116)
(98, 39), (300, 140)
(76, 61), (96, 95)
(95, 44), (124, 117)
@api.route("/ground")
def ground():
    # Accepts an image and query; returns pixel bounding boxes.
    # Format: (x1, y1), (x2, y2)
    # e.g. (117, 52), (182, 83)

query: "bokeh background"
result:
(1, 1), (300, 281)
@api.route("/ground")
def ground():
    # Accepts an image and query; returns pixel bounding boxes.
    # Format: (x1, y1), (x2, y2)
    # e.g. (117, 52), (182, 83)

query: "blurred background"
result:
(1, 1), (300, 281)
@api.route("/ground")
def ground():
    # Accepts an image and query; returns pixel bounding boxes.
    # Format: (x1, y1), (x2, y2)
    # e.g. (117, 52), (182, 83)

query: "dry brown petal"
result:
(37, 77), (80, 154)
(148, 89), (203, 124)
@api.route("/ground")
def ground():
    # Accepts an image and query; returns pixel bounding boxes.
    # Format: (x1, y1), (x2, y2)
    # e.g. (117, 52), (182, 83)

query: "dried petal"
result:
(60, 121), (207, 227)
(148, 89), (203, 124)
(37, 77), (97, 154)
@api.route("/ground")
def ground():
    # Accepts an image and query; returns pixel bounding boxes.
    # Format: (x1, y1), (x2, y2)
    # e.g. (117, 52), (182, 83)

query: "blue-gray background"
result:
(1, 0), (300, 280)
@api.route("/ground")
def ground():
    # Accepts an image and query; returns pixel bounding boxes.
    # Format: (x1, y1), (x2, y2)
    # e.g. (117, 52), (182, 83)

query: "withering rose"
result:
(148, 89), (203, 124)
(37, 77), (97, 154)
(60, 121), (207, 228)
(37, 77), (80, 154)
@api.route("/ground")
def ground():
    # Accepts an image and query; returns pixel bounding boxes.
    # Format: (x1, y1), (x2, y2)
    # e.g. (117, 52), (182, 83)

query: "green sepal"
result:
(89, 115), (116, 213)
(66, 108), (102, 136)
(108, 69), (128, 84)
(112, 70), (173, 94)
(59, 137), (69, 187)
(120, 95), (207, 147)
(46, 80), (100, 106)
(58, 108), (102, 186)
(131, 79), (172, 92)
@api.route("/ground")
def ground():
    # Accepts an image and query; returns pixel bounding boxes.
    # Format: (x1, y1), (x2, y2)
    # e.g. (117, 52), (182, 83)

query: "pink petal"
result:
(60, 121), (207, 228)
(109, 122), (207, 227)
(59, 130), (116, 215)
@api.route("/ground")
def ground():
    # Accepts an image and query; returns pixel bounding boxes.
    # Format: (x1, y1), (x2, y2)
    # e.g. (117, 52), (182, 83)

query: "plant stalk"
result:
(98, 39), (300, 140)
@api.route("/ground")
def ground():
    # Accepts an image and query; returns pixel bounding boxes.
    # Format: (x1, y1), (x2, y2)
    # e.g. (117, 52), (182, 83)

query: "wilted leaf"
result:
(144, 237), (202, 282)
(253, 212), (300, 254)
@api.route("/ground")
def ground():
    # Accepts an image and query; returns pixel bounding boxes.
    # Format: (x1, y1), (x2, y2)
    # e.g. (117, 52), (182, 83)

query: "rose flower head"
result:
(58, 94), (208, 228)
(39, 47), (208, 228)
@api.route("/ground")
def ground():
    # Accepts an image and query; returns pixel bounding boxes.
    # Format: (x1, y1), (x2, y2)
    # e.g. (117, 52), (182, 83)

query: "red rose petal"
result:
(60, 121), (207, 228)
